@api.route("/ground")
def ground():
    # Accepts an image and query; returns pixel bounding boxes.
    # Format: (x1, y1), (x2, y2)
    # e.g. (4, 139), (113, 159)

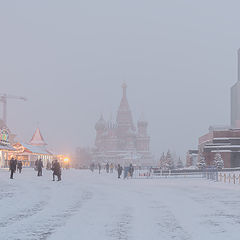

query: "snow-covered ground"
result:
(0, 169), (240, 240)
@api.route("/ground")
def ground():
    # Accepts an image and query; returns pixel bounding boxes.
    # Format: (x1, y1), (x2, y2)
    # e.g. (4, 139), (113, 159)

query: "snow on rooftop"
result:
(0, 144), (16, 151)
(205, 145), (240, 149)
(21, 143), (52, 155)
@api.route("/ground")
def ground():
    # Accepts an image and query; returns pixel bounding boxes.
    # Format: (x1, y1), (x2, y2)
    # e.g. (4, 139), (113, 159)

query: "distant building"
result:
(199, 126), (240, 168)
(0, 127), (16, 168)
(11, 128), (53, 167)
(186, 150), (199, 167)
(231, 49), (240, 128)
(93, 84), (154, 166)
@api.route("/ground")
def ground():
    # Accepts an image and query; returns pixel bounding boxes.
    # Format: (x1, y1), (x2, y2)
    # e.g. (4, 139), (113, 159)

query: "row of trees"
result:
(160, 150), (224, 170)
(159, 150), (184, 170)
(197, 152), (224, 170)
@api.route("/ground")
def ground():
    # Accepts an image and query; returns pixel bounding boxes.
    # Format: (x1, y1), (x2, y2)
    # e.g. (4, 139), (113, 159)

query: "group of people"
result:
(105, 163), (114, 173)
(9, 157), (62, 181)
(9, 158), (23, 179)
(34, 159), (62, 181)
(90, 162), (134, 179)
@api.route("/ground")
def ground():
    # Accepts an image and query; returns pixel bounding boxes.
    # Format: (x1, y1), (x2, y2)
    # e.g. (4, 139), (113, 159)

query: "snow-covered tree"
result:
(176, 157), (184, 169)
(159, 153), (165, 169)
(214, 152), (224, 170)
(165, 150), (174, 170)
(197, 154), (206, 170)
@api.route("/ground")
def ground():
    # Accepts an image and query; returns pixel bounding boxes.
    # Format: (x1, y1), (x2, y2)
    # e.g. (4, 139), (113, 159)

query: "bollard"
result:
(224, 173), (226, 183)
(229, 174), (231, 183)
(233, 174), (236, 184)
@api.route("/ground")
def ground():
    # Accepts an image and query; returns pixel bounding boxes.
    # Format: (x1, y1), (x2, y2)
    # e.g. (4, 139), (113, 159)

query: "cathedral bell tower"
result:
(116, 83), (136, 150)
(136, 117), (150, 152)
(95, 115), (106, 150)
(116, 83), (135, 131)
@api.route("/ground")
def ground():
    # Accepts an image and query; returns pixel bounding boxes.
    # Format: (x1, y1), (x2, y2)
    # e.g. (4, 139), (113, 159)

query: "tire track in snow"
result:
(0, 191), (15, 200)
(14, 191), (93, 240)
(0, 185), (16, 201)
(0, 201), (47, 228)
(107, 207), (133, 240)
(188, 191), (240, 233)
(153, 203), (191, 240)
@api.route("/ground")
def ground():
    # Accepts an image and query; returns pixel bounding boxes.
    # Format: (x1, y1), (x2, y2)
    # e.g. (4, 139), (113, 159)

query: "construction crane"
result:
(0, 93), (27, 125)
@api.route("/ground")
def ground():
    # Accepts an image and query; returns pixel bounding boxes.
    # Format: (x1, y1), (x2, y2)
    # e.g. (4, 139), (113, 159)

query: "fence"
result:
(133, 168), (240, 185)
(218, 172), (240, 184)
(133, 169), (205, 179)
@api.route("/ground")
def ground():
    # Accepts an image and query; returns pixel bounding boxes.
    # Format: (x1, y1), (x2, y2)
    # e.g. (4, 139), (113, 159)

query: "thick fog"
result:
(0, 0), (239, 158)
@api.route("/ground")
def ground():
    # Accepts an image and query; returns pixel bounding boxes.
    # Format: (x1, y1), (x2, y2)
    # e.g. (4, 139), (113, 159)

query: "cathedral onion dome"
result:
(95, 115), (106, 131)
(138, 113), (148, 126)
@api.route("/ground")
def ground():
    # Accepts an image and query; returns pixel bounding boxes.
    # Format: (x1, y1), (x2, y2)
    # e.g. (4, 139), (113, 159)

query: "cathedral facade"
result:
(93, 84), (153, 166)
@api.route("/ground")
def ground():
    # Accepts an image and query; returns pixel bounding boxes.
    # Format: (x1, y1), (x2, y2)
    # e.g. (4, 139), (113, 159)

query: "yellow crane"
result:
(0, 94), (27, 125)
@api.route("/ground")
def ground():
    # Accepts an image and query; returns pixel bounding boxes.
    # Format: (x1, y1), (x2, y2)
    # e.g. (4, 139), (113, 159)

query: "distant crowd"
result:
(8, 157), (67, 181)
(90, 162), (134, 179)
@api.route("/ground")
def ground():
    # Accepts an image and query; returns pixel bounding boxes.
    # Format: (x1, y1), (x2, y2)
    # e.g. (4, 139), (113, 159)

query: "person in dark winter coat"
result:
(98, 163), (101, 174)
(129, 164), (134, 178)
(117, 164), (123, 179)
(52, 160), (61, 181)
(14, 159), (17, 172)
(34, 159), (39, 171)
(9, 158), (17, 179)
(17, 161), (23, 173)
(106, 163), (109, 173)
(37, 159), (43, 176)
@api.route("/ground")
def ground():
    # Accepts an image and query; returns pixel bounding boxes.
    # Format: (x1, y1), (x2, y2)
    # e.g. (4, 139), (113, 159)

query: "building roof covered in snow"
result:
(0, 144), (16, 151)
(14, 142), (52, 155)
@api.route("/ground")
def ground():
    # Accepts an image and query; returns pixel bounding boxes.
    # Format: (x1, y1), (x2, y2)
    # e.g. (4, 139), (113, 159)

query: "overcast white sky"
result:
(0, 0), (239, 158)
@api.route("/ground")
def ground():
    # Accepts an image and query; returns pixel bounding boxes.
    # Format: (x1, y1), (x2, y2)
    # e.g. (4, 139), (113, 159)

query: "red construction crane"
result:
(0, 94), (27, 125)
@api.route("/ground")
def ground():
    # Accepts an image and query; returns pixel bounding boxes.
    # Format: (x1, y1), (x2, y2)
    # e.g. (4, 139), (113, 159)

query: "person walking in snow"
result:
(37, 159), (43, 176)
(90, 163), (95, 172)
(123, 166), (129, 179)
(17, 161), (23, 173)
(9, 157), (17, 179)
(117, 164), (123, 179)
(98, 163), (101, 174)
(46, 160), (51, 170)
(52, 160), (61, 181)
(129, 164), (134, 178)
(110, 163), (114, 173)
(34, 159), (39, 171)
(14, 159), (17, 173)
(106, 163), (109, 173)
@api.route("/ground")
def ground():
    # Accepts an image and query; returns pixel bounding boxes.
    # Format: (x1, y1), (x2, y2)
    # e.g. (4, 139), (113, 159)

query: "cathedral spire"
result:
(117, 83), (135, 130)
(122, 82), (127, 98)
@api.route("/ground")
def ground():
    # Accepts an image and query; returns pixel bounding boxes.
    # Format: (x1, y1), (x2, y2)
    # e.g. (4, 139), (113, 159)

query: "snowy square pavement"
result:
(0, 169), (240, 240)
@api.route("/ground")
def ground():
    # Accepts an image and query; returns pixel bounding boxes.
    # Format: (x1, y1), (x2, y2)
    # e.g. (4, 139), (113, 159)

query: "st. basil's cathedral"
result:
(93, 84), (154, 166)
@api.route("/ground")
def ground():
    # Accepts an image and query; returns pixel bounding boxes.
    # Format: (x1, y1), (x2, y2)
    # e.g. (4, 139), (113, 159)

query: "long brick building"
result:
(199, 126), (240, 168)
